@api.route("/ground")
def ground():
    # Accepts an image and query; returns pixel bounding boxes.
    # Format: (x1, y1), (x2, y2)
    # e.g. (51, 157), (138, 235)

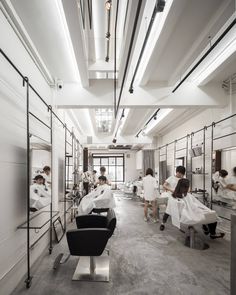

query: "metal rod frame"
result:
(0, 48), (81, 288)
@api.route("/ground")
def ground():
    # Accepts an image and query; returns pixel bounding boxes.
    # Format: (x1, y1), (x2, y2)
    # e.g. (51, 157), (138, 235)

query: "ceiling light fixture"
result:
(129, 0), (166, 94)
(135, 108), (173, 137)
(106, 32), (111, 40)
(105, 0), (111, 10)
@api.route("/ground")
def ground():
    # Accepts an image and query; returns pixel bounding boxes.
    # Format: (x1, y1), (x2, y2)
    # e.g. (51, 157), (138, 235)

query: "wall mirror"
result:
(212, 147), (236, 211)
(29, 134), (52, 212)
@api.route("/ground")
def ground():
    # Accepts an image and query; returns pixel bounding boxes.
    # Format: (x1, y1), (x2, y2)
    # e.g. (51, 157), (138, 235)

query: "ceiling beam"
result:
(62, 0), (89, 87)
(55, 80), (228, 108)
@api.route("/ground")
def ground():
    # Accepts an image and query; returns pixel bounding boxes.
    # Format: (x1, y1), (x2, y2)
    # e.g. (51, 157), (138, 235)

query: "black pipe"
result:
(24, 76), (32, 288)
(87, 0), (92, 29)
(135, 108), (160, 137)
(105, 5), (111, 62)
(49, 106), (53, 255)
(172, 18), (236, 93)
(213, 131), (236, 141)
(0, 48), (24, 79)
(114, 0), (119, 115)
(129, 5), (157, 93)
(28, 112), (51, 129)
(0, 48), (80, 143)
(115, 0), (143, 117)
(155, 112), (236, 150)
(64, 125), (67, 231)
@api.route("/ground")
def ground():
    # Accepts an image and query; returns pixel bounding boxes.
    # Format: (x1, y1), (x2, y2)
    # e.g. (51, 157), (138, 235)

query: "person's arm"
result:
(226, 184), (236, 191)
(163, 181), (174, 193)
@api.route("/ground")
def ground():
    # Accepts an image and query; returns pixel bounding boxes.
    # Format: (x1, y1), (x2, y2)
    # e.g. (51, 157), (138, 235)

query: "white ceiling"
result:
(6, 0), (236, 148)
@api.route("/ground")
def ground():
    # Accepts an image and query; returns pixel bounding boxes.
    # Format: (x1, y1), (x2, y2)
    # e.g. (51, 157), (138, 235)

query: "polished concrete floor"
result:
(12, 193), (230, 295)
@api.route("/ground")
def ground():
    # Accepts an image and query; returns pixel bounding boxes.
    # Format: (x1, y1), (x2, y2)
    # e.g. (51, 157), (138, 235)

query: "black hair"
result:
(93, 170), (97, 173)
(173, 178), (189, 198)
(43, 166), (50, 172)
(233, 167), (236, 175)
(176, 165), (186, 175)
(219, 169), (228, 178)
(34, 175), (44, 181)
(98, 176), (107, 182)
(100, 166), (106, 172)
(146, 168), (153, 176)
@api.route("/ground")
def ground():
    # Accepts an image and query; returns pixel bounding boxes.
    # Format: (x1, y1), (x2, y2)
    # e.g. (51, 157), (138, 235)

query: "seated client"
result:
(160, 178), (225, 239)
(30, 175), (51, 211)
(78, 176), (115, 215)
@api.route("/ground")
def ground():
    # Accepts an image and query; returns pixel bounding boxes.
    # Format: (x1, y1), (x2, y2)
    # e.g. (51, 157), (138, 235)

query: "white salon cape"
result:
(143, 175), (158, 201)
(166, 193), (217, 229)
(30, 183), (51, 211)
(78, 184), (115, 215)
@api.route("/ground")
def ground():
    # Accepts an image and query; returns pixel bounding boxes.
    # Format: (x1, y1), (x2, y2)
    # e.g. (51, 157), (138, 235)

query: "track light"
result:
(112, 138), (117, 144)
(105, 0), (111, 10)
(156, 0), (166, 12)
(121, 111), (125, 118)
(106, 32), (111, 40)
(105, 56), (109, 62)
(129, 87), (134, 94)
(153, 115), (157, 120)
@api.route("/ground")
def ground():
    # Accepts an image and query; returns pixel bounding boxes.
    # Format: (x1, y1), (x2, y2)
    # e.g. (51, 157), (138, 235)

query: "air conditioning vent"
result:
(108, 145), (132, 150)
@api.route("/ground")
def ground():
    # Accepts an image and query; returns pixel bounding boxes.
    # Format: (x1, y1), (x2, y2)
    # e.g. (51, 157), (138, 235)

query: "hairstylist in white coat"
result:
(143, 168), (158, 222)
(160, 166), (185, 229)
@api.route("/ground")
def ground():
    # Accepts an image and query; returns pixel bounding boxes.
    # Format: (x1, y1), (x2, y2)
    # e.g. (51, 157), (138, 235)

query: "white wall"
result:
(0, 9), (68, 294)
(125, 152), (139, 182)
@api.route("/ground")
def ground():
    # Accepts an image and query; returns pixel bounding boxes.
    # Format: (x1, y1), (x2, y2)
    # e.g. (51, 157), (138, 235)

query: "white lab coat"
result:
(143, 175), (158, 201)
(166, 193), (217, 228)
(30, 183), (51, 211)
(78, 184), (115, 215)
(159, 175), (180, 203)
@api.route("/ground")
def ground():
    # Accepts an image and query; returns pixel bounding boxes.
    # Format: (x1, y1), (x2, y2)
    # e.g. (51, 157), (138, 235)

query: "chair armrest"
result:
(76, 215), (107, 229)
(66, 228), (111, 256)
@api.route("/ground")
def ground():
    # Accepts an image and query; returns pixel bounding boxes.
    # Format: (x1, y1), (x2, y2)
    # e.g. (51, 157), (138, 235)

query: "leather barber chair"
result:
(66, 208), (116, 281)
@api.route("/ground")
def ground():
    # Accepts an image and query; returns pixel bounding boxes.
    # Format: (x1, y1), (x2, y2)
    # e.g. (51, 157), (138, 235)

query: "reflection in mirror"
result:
(212, 147), (236, 210)
(53, 217), (64, 243)
(30, 135), (51, 212)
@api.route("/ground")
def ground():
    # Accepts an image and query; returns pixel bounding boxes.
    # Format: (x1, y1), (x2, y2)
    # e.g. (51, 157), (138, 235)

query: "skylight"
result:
(95, 108), (113, 133)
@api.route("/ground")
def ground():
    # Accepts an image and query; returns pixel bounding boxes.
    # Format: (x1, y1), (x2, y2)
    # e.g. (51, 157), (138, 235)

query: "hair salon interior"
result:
(1, 0), (236, 294)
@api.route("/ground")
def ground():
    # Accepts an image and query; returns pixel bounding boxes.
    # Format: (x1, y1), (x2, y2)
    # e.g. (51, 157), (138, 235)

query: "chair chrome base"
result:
(184, 226), (209, 250)
(72, 256), (109, 282)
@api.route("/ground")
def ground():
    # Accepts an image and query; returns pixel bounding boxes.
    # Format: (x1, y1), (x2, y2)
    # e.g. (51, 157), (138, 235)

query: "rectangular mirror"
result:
(30, 134), (52, 212)
(212, 147), (236, 211)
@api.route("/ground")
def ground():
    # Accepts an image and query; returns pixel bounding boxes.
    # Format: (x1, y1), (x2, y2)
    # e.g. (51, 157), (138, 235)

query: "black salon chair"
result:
(66, 208), (116, 281)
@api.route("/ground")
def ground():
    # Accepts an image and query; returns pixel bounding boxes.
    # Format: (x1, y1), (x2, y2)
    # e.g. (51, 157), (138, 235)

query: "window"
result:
(92, 154), (124, 185)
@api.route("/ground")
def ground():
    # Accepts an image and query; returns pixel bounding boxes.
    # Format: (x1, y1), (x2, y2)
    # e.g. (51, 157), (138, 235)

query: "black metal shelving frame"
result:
(0, 48), (82, 288)
(211, 115), (236, 220)
(156, 112), (236, 218)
